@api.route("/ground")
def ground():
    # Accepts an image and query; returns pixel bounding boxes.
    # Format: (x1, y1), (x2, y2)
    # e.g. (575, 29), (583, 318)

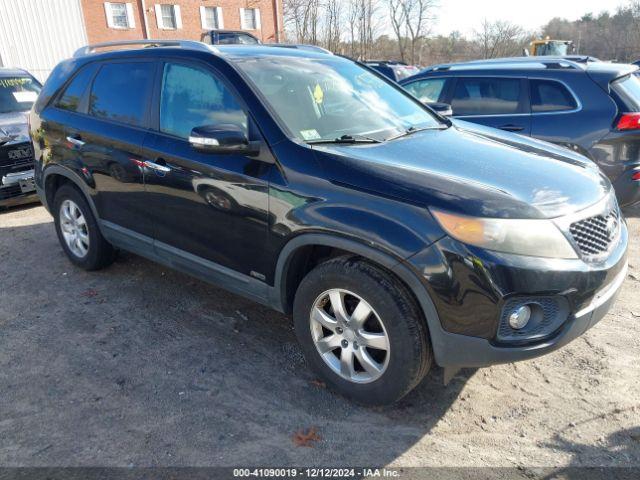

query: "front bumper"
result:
(430, 261), (626, 368)
(0, 169), (38, 208)
(406, 218), (629, 368)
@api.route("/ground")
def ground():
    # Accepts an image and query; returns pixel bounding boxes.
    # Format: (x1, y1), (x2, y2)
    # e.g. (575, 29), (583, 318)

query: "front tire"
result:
(293, 256), (432, 405)
(53, 184), (116, 271)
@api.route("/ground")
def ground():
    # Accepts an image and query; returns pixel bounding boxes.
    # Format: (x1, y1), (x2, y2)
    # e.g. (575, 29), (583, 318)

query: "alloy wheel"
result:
(310, 288), (390, 384)
(59, 199), (90, 258)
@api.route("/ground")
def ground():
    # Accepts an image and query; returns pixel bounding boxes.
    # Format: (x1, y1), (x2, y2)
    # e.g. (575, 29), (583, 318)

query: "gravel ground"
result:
(0, 203), (639, 470)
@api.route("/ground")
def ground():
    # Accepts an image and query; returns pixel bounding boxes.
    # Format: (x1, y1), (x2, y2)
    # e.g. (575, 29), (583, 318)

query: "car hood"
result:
(313, 120), (611, 219)
(0, 111), (30, 145)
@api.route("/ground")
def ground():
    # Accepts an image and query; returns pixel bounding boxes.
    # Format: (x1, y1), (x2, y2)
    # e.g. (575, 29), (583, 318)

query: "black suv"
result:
(363, 60), (419, 82)
(401, 57), (640, 207)
(31, 41), (628, 405)
(1, 68), (41, 208)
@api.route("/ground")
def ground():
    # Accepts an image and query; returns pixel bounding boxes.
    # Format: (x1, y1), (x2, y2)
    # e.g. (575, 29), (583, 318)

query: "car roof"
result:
(72, 41), (335, 63)
(0, 67), (30, 77)
(418, 56), (635, 73)
(405, 56), (639, 87)
(420, 56), (586, 72)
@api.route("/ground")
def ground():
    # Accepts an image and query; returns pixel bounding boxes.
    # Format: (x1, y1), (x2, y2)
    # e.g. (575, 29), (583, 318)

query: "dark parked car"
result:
(31, 41), (628, 405)
(201, 30), (260, 45)
(401, 57), (640, 207)
(1, 67), (41, 208)
(364, 60), (419, 82)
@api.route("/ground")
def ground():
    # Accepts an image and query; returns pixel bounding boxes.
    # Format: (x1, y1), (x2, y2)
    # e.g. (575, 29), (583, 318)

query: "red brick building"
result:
(81, 0), (284, 44)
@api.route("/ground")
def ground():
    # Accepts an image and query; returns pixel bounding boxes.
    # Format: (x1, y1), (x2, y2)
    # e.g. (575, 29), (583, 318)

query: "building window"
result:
(110, 3), (128, 27)
(240, 8), (260, 30)
(104, 2), (135, 29)
(200, 6), (224, 30)
(155, 4), (182, 29)
(161, 5), (176, 28)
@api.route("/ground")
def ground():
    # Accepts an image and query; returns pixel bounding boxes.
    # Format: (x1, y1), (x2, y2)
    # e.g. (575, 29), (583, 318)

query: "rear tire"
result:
(293, 256), (431, 405)
(53, 184), (116, 271)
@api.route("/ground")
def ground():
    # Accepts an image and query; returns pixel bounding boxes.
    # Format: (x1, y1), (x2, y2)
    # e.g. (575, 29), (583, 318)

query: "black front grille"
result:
(1, 142), (34, 177)
(569, 209), (619, 257)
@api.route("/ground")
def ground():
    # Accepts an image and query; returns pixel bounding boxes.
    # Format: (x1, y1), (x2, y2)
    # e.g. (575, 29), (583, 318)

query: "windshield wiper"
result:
(307, 134), (382, 145)
(386, 124), (449, 142)
(0, 135), (16, 146)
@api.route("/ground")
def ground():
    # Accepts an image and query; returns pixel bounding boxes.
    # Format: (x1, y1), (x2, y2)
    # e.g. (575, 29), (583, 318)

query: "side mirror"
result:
(189, 124), (259, 154)
(425, 102), (453, 117)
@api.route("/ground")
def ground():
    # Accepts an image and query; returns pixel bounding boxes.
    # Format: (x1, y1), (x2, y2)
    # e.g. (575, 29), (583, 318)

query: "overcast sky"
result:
(431, 0), (629, 36)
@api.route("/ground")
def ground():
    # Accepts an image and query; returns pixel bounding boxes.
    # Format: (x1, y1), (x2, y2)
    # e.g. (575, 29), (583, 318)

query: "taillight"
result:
(633, 171), (640, 181)
(616, 113), (640, 130)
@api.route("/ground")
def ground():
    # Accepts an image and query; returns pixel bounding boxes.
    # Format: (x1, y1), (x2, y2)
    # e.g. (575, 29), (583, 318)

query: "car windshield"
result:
(537, 42), (570, 56)
(0, 75), (41, 113)
(234, 55), (440, 142)
(612, 73), (640, 111)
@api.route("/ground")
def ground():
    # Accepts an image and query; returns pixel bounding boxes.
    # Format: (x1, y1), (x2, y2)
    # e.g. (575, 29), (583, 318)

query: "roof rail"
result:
(73, 40), (219, 57)
(423, 57), (585, 72)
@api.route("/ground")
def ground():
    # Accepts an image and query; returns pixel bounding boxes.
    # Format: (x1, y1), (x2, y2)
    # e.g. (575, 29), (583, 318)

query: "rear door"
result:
(448, 76), (531, 135)
(60, 60), (156, 238)
(528, 78), (581, 147)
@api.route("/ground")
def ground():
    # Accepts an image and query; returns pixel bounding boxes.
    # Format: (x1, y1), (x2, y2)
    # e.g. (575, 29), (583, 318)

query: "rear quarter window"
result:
(56, 64), (99, 113)
(530, 79), (577, 112)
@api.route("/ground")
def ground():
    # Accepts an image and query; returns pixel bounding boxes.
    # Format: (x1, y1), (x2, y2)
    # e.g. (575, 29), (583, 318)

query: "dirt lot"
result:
(0, 203), (639, 471)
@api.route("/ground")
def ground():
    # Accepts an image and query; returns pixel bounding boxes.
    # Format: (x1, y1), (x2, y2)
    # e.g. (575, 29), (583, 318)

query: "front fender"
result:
(270, 232), (448, 365)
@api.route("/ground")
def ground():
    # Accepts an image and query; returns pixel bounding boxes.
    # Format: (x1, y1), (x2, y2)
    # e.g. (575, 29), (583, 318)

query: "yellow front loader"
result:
(528, 37), (574, 56)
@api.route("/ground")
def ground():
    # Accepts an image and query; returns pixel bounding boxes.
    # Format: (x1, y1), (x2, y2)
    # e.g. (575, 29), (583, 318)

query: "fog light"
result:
(508, 305), (531, 330)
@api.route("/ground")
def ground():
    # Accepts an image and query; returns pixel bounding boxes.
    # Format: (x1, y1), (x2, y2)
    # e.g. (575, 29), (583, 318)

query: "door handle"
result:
(499, 124), (525, 132)
(66, 135), (85, 147)
(143, 159), (172, 173)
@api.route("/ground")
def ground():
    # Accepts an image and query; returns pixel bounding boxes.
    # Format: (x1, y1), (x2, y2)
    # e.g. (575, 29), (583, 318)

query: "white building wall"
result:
(0, 0), (88, 82)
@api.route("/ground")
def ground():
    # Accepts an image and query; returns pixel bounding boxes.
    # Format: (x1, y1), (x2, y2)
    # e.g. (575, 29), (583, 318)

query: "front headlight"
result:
(431, 209), (578, 259)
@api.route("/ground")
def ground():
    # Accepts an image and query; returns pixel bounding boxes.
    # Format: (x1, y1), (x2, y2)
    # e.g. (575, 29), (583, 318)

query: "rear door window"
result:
(451, 77), (522, 115)
(88, 62), (154, 127)
(404, 78), (447, 103)
(530, 79), (577, 112)
(56, 64), (98, 113)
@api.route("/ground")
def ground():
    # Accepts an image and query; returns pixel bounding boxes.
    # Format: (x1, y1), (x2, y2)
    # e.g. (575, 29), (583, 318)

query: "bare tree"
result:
(324, 0), (342, 51)
(474, 20), (528, 58)
(345, 0), (380, 59)
(389, 0), (409, 61)
(389, 0), (437, 63)
(283, 0), (320, 43)
(282, 0), (640, 64)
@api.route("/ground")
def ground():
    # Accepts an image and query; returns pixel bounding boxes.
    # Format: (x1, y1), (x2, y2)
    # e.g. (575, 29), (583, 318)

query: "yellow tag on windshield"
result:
(313, 84), (324, 104)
